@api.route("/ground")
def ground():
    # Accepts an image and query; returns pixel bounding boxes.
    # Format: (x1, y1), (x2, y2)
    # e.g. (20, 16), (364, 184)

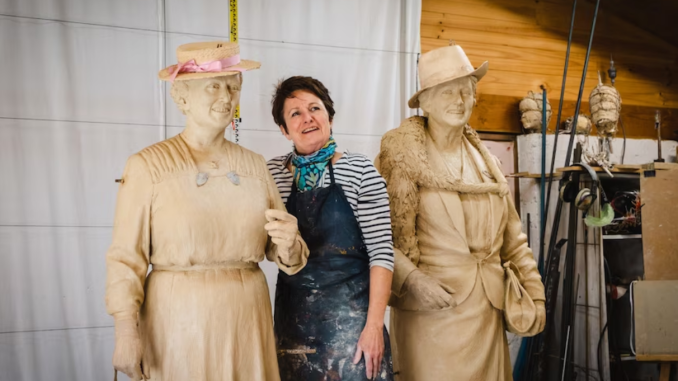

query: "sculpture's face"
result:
(279, 90), (332, 155)
(183, 75), (242, 131)
(419, 77), (475, 128)
(521, 110), (542, 130)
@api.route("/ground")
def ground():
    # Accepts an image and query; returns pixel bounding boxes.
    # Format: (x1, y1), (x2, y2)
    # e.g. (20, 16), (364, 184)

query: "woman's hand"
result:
(535, 300), (546, 333)
(353, 323), (384, 380)
(112, 313), (145, 380)
(264, 209), (300, 265)
(404, 269), (457, 310)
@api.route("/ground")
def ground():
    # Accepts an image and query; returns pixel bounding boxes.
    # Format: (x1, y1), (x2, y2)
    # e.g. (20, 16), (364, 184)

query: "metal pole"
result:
(559, 145), (583, 380)
(561, 326), (571, 381)
(539, 86), (548, 274)
(563, 0), (602, 167)
(541, 0), (578, 270)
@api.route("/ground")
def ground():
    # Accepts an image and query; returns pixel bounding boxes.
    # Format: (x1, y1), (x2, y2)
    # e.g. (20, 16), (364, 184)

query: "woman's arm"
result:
(106, 154), (152, 318)
(351, 156), (395, 379)
(105, 154), (152, 380)
(263, 156), (309, 275)
(500, 195), (546, 333)
(353, 266), (393, 379)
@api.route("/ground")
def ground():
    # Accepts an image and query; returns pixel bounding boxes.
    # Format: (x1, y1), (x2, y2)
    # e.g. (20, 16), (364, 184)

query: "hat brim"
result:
(158, 59), (261, 81)
(408, 61), (488, 109)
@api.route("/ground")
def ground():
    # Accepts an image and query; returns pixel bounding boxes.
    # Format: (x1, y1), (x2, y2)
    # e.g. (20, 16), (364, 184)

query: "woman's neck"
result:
(427, 117), (465, 154)
(181, 119), (229, 154)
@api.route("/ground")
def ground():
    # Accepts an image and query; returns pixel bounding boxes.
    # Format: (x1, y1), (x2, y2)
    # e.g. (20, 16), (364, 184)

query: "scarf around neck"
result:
(290, 136), (337, 192)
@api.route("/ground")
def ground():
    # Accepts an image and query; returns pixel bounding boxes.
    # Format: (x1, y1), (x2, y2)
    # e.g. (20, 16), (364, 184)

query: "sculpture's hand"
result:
(112, 313), (144, 380)
(264, 209), (300, 265)
(404, 270), (457, 310)
(535, 300), (546, 333)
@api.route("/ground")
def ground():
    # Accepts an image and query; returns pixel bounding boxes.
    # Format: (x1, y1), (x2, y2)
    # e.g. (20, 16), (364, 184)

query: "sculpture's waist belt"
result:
(152, 261), (258, 272)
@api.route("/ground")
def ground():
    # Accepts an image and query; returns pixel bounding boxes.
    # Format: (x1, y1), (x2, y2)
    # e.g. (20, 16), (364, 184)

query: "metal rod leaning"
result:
(542, 0), (578, 278)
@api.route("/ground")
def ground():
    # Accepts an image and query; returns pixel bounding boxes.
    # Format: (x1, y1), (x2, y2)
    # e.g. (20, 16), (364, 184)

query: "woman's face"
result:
(419, 77), (475, 128)
(279, 90), (332, 155)
(184, 75), (241, 131)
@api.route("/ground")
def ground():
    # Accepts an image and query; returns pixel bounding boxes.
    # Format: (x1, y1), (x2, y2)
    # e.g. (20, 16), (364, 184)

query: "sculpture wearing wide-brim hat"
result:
(106, 40), (308, 381)
(159, 41), (260, 82)
(377, 43), (545, 381)
(407, 44), (488, 109)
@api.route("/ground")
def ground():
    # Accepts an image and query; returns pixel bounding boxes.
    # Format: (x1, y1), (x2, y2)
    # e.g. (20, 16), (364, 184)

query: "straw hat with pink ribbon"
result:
(159, 41), (260, 82)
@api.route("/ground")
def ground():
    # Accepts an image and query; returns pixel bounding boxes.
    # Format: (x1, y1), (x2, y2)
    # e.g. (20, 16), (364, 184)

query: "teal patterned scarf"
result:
(291, 137), (337, 192)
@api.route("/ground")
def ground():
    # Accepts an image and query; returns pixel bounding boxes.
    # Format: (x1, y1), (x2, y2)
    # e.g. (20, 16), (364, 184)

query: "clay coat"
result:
(377, 116), (545, 312)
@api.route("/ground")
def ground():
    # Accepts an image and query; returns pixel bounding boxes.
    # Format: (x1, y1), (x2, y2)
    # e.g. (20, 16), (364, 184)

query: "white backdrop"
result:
(0, 1), (421, 380)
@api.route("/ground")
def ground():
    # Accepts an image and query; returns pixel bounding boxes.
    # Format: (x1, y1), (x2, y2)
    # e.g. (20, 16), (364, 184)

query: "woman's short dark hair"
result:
(271, 76), (335, 132)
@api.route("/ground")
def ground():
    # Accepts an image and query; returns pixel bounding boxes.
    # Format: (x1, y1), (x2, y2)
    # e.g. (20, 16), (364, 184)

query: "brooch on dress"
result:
(196, 172), (209, 187)
(196, 171), (240, 187)
(226, 171), (240, 185)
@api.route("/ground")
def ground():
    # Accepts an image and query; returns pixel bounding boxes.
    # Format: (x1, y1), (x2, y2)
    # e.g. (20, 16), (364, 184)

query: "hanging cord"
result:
(619, 116), (627, 164)
(629, 280), (636, 356)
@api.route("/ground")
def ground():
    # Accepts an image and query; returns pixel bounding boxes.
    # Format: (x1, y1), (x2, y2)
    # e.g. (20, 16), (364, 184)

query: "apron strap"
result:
(327, 161), (335, 185)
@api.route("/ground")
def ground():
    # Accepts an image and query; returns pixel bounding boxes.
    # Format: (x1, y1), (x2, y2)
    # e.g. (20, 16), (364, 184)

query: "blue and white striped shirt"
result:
(267, 152), (395, 271)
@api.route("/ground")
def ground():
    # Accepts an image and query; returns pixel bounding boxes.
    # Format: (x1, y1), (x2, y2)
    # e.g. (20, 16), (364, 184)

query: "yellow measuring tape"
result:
(229, 0), (240, 142)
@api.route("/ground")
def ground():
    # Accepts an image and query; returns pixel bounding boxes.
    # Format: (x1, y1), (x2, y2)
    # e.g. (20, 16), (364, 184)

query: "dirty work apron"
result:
(275, 162), (393, 381)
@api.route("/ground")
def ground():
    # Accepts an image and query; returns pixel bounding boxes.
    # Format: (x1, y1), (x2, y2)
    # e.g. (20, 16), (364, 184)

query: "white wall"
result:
(0, 1), (420, 380)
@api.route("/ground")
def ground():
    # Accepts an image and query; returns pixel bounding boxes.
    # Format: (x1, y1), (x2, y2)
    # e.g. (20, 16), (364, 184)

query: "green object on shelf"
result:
(585, 203), (614, 227)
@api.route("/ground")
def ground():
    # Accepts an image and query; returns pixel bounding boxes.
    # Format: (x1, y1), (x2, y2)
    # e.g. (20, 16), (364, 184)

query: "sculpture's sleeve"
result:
(500, 195), (545, 302)
(377, 135), (420, 297)
(391, 247), (418, 297)
(105, 154), (152, 317)
(263, 157), (309, 275)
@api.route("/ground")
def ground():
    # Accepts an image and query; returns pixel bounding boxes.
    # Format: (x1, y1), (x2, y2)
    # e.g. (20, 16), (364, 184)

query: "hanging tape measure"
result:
(229, 0), (240, 144)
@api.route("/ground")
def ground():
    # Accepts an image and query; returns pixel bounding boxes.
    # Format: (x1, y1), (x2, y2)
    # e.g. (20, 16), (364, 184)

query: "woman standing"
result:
(267, 76), (394, 381)
(105, 42), (308, 381)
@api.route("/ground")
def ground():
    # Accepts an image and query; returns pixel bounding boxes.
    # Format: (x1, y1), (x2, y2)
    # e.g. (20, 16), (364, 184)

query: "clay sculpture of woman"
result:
(267, 76), (394, 380)
(105, 41), (309, 381)
(377, 44), (546, 380)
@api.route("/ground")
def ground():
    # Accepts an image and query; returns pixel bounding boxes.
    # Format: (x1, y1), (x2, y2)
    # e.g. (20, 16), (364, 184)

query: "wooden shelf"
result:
(603, 234), (642, 240)
(510, 163), (678, 179)
(508, 172), (557, 178)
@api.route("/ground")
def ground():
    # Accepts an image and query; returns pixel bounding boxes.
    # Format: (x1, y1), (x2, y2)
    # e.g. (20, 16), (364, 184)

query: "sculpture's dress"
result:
(379, 117), (545, 381)
(106, 134), (307, 381)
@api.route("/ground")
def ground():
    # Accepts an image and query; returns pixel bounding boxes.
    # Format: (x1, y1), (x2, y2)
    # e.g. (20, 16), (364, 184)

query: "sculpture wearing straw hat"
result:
(377, 44), (546, 380)
(105, 41), (309, 381)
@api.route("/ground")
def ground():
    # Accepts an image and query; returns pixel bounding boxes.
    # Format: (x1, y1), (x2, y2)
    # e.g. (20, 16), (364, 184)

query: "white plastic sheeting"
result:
(0, 1), (420, 380)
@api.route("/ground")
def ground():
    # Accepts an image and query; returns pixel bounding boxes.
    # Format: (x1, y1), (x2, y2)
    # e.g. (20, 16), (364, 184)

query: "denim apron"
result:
(275, 162), (393, 380)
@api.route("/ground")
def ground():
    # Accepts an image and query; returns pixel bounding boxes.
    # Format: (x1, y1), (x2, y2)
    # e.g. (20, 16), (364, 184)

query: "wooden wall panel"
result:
(421, 0), (678, 138)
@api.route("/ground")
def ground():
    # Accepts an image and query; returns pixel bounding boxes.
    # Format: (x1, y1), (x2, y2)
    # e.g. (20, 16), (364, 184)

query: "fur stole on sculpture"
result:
(378, 116), (510, 266)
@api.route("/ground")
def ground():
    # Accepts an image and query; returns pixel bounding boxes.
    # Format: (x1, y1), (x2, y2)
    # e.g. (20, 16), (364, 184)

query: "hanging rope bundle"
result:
(590, 73), (622, 136)
(519, 90), (552, 133)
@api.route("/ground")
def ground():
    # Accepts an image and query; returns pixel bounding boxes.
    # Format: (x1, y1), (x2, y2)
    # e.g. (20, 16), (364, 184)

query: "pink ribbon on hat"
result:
(168, 54), (245, 82)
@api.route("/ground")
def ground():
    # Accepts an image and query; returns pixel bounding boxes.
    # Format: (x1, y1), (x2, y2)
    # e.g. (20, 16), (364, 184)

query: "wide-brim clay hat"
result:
(408, 44), (488, 108)
(159, 41), (260, 82)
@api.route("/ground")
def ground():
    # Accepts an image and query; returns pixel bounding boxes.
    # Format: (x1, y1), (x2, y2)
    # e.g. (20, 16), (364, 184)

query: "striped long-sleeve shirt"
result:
(267, 152), (395, 271)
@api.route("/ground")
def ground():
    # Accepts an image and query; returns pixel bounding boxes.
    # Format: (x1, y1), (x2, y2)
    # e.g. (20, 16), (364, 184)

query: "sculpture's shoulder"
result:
(227, 142), (269, 179)
(381, 116), (426, 152)
(135, 135), (194, 183)
(380, 116), (428, 174)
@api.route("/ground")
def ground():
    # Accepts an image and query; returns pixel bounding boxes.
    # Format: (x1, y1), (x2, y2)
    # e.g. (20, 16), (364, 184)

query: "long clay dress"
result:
(392, 134), (513, 380)
(105, 134), (308, 381)
(378, 117), (545, 381)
